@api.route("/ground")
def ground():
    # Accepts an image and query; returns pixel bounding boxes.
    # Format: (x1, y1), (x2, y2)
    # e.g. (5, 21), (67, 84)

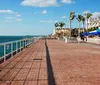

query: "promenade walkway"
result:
(0, 39), (100, 85)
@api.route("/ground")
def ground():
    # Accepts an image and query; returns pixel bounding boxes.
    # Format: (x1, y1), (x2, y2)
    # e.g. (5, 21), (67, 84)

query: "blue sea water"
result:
(0, 36), (33, 58)
(0, 36), (27, 43)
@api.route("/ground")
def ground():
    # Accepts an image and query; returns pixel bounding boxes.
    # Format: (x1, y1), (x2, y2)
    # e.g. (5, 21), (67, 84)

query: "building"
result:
(53, 28), (70, 36)
(87, 17), (100, 28)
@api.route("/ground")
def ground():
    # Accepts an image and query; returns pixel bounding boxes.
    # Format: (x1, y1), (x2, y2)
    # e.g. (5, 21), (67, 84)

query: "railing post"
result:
(11, 42), (13, 57)
(27, 39), (28, 46)
(25, 39), (27, 47)
(20, 40), (21, 51)
(32, 38), (33, 42)
(16, 41), (18, 53)
(29, 38), (30, 45)
(4, 44), (6, 61)
(25, 39), (26, 48)
(23, 40), (24, 48)
(29, 38), (31, 45)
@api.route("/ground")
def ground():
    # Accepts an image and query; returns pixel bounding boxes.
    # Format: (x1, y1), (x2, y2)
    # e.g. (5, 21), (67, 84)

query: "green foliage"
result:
(54, 22), (66, 29)
(85, 13), (92, 19)
(59, 22), (66, 29)
(87, 27), (98, 32)
(76, 15), (82, 22)
(54, 23), (59, 27)
(81, 16), (85, 24)
(71, 28), (78, 37)
(70, 12), (75, 21)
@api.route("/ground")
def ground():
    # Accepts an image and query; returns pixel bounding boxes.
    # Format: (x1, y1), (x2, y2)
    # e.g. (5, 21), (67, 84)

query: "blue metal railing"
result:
(0, 37), (38, 62)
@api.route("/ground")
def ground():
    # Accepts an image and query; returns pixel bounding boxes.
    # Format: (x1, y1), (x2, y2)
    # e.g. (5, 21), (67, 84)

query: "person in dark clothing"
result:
(80, 32), (85, 41)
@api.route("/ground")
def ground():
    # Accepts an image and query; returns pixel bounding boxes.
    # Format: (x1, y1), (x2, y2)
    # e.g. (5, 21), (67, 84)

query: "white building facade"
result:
(87, 16), (100, 28)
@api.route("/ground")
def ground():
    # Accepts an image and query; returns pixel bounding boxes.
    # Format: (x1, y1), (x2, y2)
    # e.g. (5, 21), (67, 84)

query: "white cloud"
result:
(83, 11), (100, 18)
(92, 12), (100, 17)
(5, 19), (13, 23)
(0, 10), (22, 22)
(0, 10), (21, 17)
(16, 18), (22, 21)
(0, 10), (17, 14)
(21, 0), (58, 7)
(61, 16), (66, 19)
(6, 17), (13, 19)
(61, 0), (75, 4)
(54, 20), (58, 23)
(83, 10), (90, 14)
(42, 10), (47, 14)
(16, 14), (21, 17)
(76, 13), (79, 15)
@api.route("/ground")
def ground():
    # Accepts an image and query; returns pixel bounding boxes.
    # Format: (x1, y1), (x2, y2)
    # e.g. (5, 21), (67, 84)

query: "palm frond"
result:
(70, 12), (75, 20)
(54, 23), (59, 27)
(85, 13), (92, 19)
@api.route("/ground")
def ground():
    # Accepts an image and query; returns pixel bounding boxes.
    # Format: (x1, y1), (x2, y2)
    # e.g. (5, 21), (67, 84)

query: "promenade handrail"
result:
(0, 37), (38, 62)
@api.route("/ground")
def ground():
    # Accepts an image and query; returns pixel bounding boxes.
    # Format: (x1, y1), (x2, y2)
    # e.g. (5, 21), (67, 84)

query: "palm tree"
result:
(59, 22), (66, 36)
(70, 12), (76, 36)
(85, 13), (92, 31)
(76, 15), (82, 36)
(59, 22), (66, 29)
(54, 22), (59, 28)
(81, 16), (85, 32)
(54, 22), (59, 35)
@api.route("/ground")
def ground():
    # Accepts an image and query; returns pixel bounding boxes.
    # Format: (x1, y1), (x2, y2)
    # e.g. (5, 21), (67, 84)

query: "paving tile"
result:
(0, 69), (11, 80)
(0, 69), (11, 76)
(0, 40), (100, 85)
(4, 62), (18, 69)
(31, 61), (40, 69)
(38, 80), (48, 85)
(14, 69), (30, 81)
(13, 62), (25, 69)
(1, 69), (20, 81)
(39, 69), (48, 80)
(24, 81), (37, 85)
(26, 69), (39, 81)
(10, 81), (24, 85)
(0, 61), (10, 69)
(0, 81), (11, 85)
(22, 62), (33, 69)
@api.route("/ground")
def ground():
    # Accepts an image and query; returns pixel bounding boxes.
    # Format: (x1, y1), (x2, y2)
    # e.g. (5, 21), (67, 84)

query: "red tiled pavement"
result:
(0, 40), (100, 85)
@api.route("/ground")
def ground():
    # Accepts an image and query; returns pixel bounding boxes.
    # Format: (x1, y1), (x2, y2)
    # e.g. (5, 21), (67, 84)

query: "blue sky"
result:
(0, 0), (100, 35)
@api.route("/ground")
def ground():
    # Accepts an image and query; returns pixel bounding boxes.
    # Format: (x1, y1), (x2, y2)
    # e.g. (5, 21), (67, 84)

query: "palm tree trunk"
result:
(86, 19), (88, 32)
(85, 18), (88, 41)
(70, 20), (72, 37)
(82, 22), (85, 32)
(78, 22), (80, 37)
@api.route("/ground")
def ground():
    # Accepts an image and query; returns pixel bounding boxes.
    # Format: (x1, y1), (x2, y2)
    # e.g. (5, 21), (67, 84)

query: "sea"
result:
(0, 36), (36, 58)
(0, 36), (26, 43)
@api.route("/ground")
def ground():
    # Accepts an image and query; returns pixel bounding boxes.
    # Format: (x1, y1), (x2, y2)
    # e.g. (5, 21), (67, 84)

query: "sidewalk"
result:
(0, 39), (100, 85)
(47, 40), (100, 85)
(87, 37), (100, 44)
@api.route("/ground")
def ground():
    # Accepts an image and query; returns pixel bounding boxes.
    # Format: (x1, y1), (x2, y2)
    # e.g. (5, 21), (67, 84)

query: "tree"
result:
(81, 16), (85, 32)
(54, 22), (59, 28)
(54, 22), (59, 35)
(59, 22), (66, 29)
(70, 12), (76, 36)
(76, 15), (82, 36)
(85, 13), (92, 31)
(59, 22), (66, 36)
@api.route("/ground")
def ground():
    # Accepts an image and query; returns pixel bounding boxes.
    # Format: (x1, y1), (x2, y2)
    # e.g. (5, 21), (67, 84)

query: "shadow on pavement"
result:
(45, 39), (56, 85)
